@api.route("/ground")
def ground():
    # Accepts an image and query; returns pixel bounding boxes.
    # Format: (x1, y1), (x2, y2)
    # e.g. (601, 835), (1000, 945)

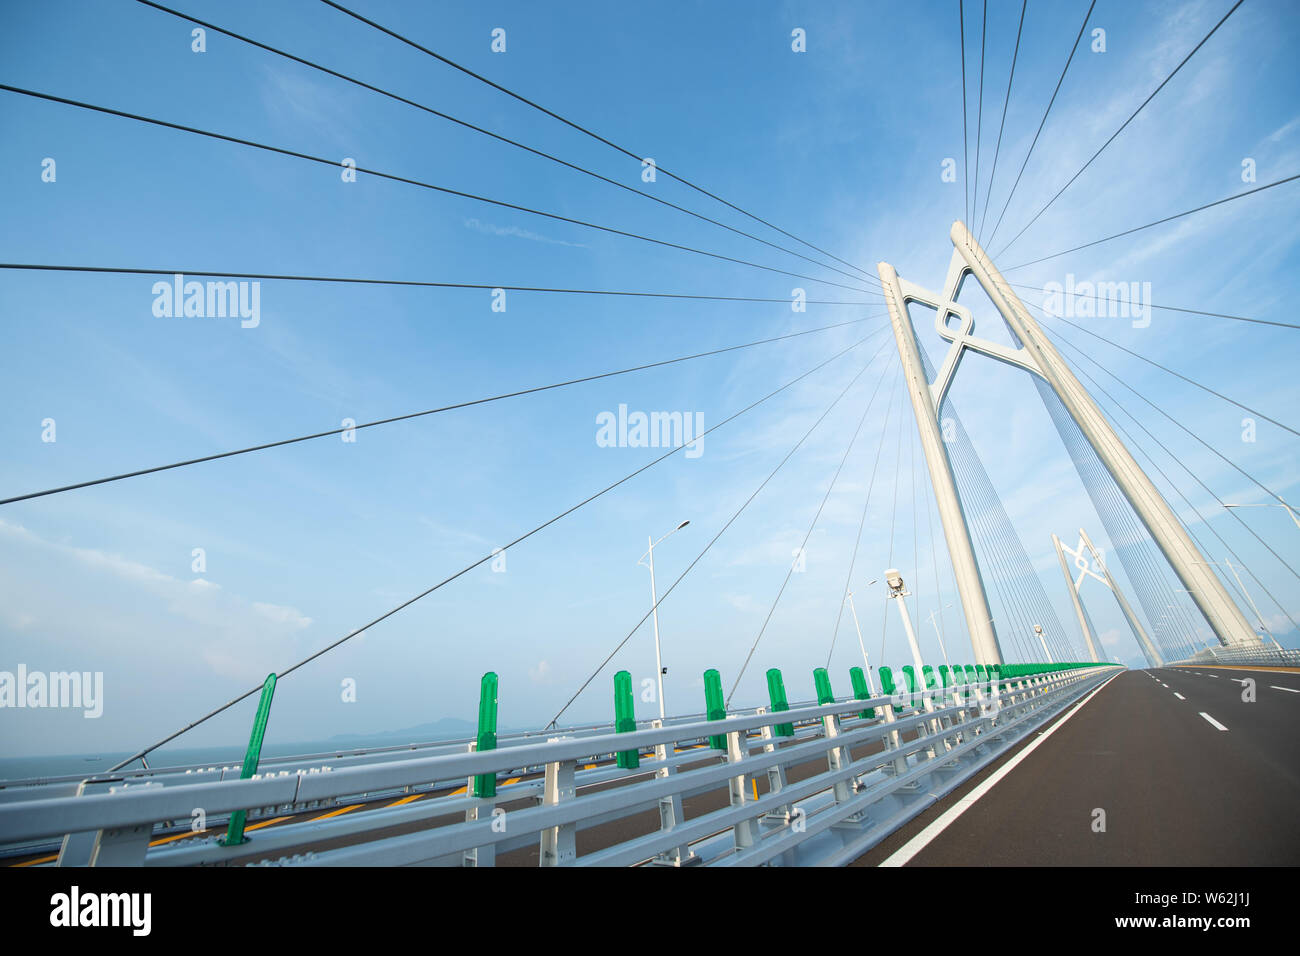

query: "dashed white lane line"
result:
(1174, 692), (1186, 700)
(1200, 712), (1228, 731)
(1270, 685), (1300, 694)
(878, 671), (1121, 868)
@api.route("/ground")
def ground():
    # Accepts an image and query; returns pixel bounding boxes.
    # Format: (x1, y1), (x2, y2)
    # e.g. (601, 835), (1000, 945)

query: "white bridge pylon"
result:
(1053, 529), (1163, 668)
(877, 221), (1260, 665)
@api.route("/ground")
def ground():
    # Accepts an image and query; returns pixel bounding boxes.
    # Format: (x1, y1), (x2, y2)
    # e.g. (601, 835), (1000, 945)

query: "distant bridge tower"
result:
(1053, 529), (1163, 667)
(877, 222), (1260, 664)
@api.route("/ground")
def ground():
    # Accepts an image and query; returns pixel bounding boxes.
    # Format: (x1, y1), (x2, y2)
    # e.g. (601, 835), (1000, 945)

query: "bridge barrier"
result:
(1170, 645), (1300, 668)
(0, 663), (1121, 867)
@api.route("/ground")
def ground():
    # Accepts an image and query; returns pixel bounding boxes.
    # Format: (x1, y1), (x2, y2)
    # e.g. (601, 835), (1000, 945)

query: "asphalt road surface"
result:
(852, 666), (1300, 866)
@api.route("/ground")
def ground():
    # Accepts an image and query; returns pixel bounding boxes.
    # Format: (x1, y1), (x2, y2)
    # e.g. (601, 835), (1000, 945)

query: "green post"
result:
(813, 667), (834, 705)
(849, 666), (874, 719)
(902, 665), (919, 707)
(221, 672), (276, 847)
(704, 669), (727, 750)
(766, 668), (794, 737)
(472, 671), (499, 797)
(614, 670), (639, 769)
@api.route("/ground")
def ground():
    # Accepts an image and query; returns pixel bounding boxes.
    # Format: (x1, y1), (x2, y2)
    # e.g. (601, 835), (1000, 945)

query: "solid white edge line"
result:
(878, 670), (1121, 868)
(1199, 712), (1228, 731)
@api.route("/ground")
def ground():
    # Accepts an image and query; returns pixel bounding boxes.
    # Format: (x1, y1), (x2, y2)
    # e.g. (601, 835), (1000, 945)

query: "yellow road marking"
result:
(311, 805), (359, 821)
(503, 777), (521, 786)
(752, 779), (759, 801)
(450, 785), (467, 795)
(150, 828), (214, 847)
(12, 853), (57, 867)
(388, 793), (423, 807)
(245, 814), (293, 830)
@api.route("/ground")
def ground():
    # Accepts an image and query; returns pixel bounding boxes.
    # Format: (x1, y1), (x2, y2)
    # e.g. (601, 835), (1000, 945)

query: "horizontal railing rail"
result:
(1169, 646), (1300, 668)
(0, 664), (1121, 866)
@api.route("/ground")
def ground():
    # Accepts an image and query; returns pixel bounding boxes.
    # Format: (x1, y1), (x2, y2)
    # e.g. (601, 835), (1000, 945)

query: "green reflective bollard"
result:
(704, 668), (727, 750)
(614, 670), (639, 769)
(472, 671), (499, 798)
(814, 667), (834, 706)
(766, 668), (794, 738)
(849, 666), (874, 719)
(221, 672), (277, 847)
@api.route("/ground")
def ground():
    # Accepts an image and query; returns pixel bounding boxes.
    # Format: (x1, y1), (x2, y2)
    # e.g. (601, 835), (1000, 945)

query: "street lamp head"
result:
(675, 520), (690, 531)
(885, 569), (905, 594)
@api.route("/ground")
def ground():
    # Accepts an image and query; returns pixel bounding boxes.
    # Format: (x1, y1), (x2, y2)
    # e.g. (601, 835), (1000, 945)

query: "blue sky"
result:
(1, 0), (1297, 759)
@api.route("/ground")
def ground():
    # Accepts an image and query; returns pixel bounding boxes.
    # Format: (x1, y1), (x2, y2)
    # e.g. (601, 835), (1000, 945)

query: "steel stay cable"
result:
(1062, 349), (1300, 637)
(318, 0), (876, 281)
(109, 334), (875, 770)
(1004, 281), (1299, 330)
(1031, 310), (1299, 438)
(1033, 307), (1300, 627)
(0, 262), (873, 306)
(826, 367), (901, 668)
(1040, 315), (1292, 526)
(132, 0), (872, 288)
(726, 346), (897, 704)
(971, 0), (988, 238)
(984, 0), (1096, 250)
(1004, 173), (1300, 272)
(977, 0), (1027, 241)
(1031, 306), (1300, 586)
(0, 84), (874, 296)
(547, 342), (886, 728)
(996, 0), (1247, 258)
(2, 317), (886, 507)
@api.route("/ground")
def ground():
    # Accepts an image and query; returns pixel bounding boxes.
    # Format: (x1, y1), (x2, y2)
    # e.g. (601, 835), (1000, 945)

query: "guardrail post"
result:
(539, 748), (577, 866)
(726, 726), (761, 852)
(649, 719), (696, 867)
(221, 672), (277, 847)
(704, 668), (727, 750)
(877, 666), (911, 778)
(614, 670), (639, 769)
(903, 665), (938, 759)
(766, 668), (795, 736)
(757, 706), (793, 825)
(88, 783), (162, 866)
(815, 668), (857, 805)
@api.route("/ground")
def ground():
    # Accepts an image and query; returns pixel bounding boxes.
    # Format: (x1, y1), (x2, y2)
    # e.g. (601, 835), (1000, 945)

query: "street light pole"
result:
(639, 520), (689, 721)
(885, 569), (925, 674)
(1223, 501), (1300, 533)
(1193, 559), (1271, 645)
(845, 580), (879, 694)
(926, 605), (953, 668)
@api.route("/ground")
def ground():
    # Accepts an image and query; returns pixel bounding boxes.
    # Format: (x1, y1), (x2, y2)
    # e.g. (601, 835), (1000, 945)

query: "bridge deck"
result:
(851, 667), (1300, 866)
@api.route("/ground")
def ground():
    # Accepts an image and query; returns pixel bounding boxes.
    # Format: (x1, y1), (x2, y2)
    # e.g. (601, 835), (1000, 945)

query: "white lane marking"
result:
(1270, 685), (1300, 694)
(1174, 692), (1185, 700)
(1207, 675), (1219, 679)
(1199, 712), (1228, 731)
(879, 671), (1121, 867)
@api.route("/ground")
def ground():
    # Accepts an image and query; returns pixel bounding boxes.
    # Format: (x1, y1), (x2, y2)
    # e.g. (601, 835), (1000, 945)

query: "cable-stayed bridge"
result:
(0, 0), (1297, 880)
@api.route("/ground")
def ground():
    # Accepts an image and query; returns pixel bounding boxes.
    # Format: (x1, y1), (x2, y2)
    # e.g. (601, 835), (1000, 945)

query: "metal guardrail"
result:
(1170, 646), (1300, 668)
(0, 665), (1120, 867)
